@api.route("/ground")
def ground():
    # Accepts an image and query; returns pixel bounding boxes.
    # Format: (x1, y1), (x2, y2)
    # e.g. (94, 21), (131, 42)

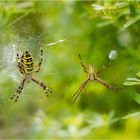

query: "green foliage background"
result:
(0, 0), (140, 139)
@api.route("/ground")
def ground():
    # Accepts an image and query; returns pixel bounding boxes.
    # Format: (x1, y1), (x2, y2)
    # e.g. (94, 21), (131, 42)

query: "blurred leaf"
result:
(115, 2), (128, 8)
(92, 4), (104, 11)
(123, 15), (140, 29)
(122, 111), (140, 119)
(136, 71), (140, 79)
(87, 111), (119, 128)
(130, 89), (140, 105)
(129, 3), (136, 17)
(123, 82), (140, 86)
(126, 78), (140, 82)
(97, 21), (112, 28)
(123, 78), (140, 86)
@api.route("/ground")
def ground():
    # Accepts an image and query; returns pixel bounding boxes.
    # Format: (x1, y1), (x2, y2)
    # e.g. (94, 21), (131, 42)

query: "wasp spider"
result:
(72, 54), (117, 104)
(9, 42), (52, 102)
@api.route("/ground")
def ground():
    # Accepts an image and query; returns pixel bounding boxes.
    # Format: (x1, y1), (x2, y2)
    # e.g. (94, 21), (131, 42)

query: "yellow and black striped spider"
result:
(9, 41), (52, 102)
(72, 54), (117, 104)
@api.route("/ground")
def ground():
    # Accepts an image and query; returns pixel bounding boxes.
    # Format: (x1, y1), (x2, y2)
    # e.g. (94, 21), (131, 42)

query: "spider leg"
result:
(16, 41), (24, 74)
(31, 77), (52, 97)
(95, 76), (117, 92)
(72, 78), (90, 104)
(97, 62), (111, 74)
(34, 41), (43, 72)
(9, 78), (26, 102)
(78, 54), (88, 73)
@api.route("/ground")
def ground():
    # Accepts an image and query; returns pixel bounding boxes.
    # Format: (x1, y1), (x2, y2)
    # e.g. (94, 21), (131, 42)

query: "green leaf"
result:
(122, 112), (140, 119)
(123, 77), (140, 86)
(97, 21), (112, 28)
(92, 4), (104, 11)
(126, 78), (140, 82)
(115, 2), (129, 9)
(123, 81), (140, 86)
(130, 90), (140, 105)
(129, 3), (136, 17)
(136, 71), (140, 79)
(123, 15), (140, 29)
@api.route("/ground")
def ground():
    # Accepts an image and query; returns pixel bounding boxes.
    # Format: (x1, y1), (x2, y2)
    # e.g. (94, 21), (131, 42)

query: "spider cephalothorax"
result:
(72, 54), (117, 104)
(9, 42), (52, 102)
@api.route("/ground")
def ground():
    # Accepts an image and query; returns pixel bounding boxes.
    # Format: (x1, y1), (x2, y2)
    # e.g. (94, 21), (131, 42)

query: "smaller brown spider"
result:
(72, 54), (117, 104)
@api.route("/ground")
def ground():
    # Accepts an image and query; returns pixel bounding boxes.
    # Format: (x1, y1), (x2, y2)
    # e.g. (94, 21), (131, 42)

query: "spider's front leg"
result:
(16, 41), (24, 74)
(34, 42), (43, 72)
(78, 54), (88, 73)
(96, 62), (111, 74)
(31, 77), (52, 97)
(72, 78), (90, 104)
(9, 78), (26, 102)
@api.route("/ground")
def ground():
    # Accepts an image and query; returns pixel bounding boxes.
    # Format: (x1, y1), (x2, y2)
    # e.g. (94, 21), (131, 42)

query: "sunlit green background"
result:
(1, 0), (140, 139)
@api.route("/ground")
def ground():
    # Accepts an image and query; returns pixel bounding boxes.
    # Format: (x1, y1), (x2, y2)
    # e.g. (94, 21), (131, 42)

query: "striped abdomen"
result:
(21, 51), (34, 74)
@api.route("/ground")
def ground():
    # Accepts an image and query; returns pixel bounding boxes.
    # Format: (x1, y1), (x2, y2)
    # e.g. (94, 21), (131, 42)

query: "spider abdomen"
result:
(21, 51), (34, 73)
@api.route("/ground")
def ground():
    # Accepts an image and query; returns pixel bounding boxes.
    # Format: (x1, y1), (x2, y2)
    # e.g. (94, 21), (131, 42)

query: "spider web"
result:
(0, 42), (21, 83)
(0, 11), (70, 83)
(0, 35), (69, 82)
